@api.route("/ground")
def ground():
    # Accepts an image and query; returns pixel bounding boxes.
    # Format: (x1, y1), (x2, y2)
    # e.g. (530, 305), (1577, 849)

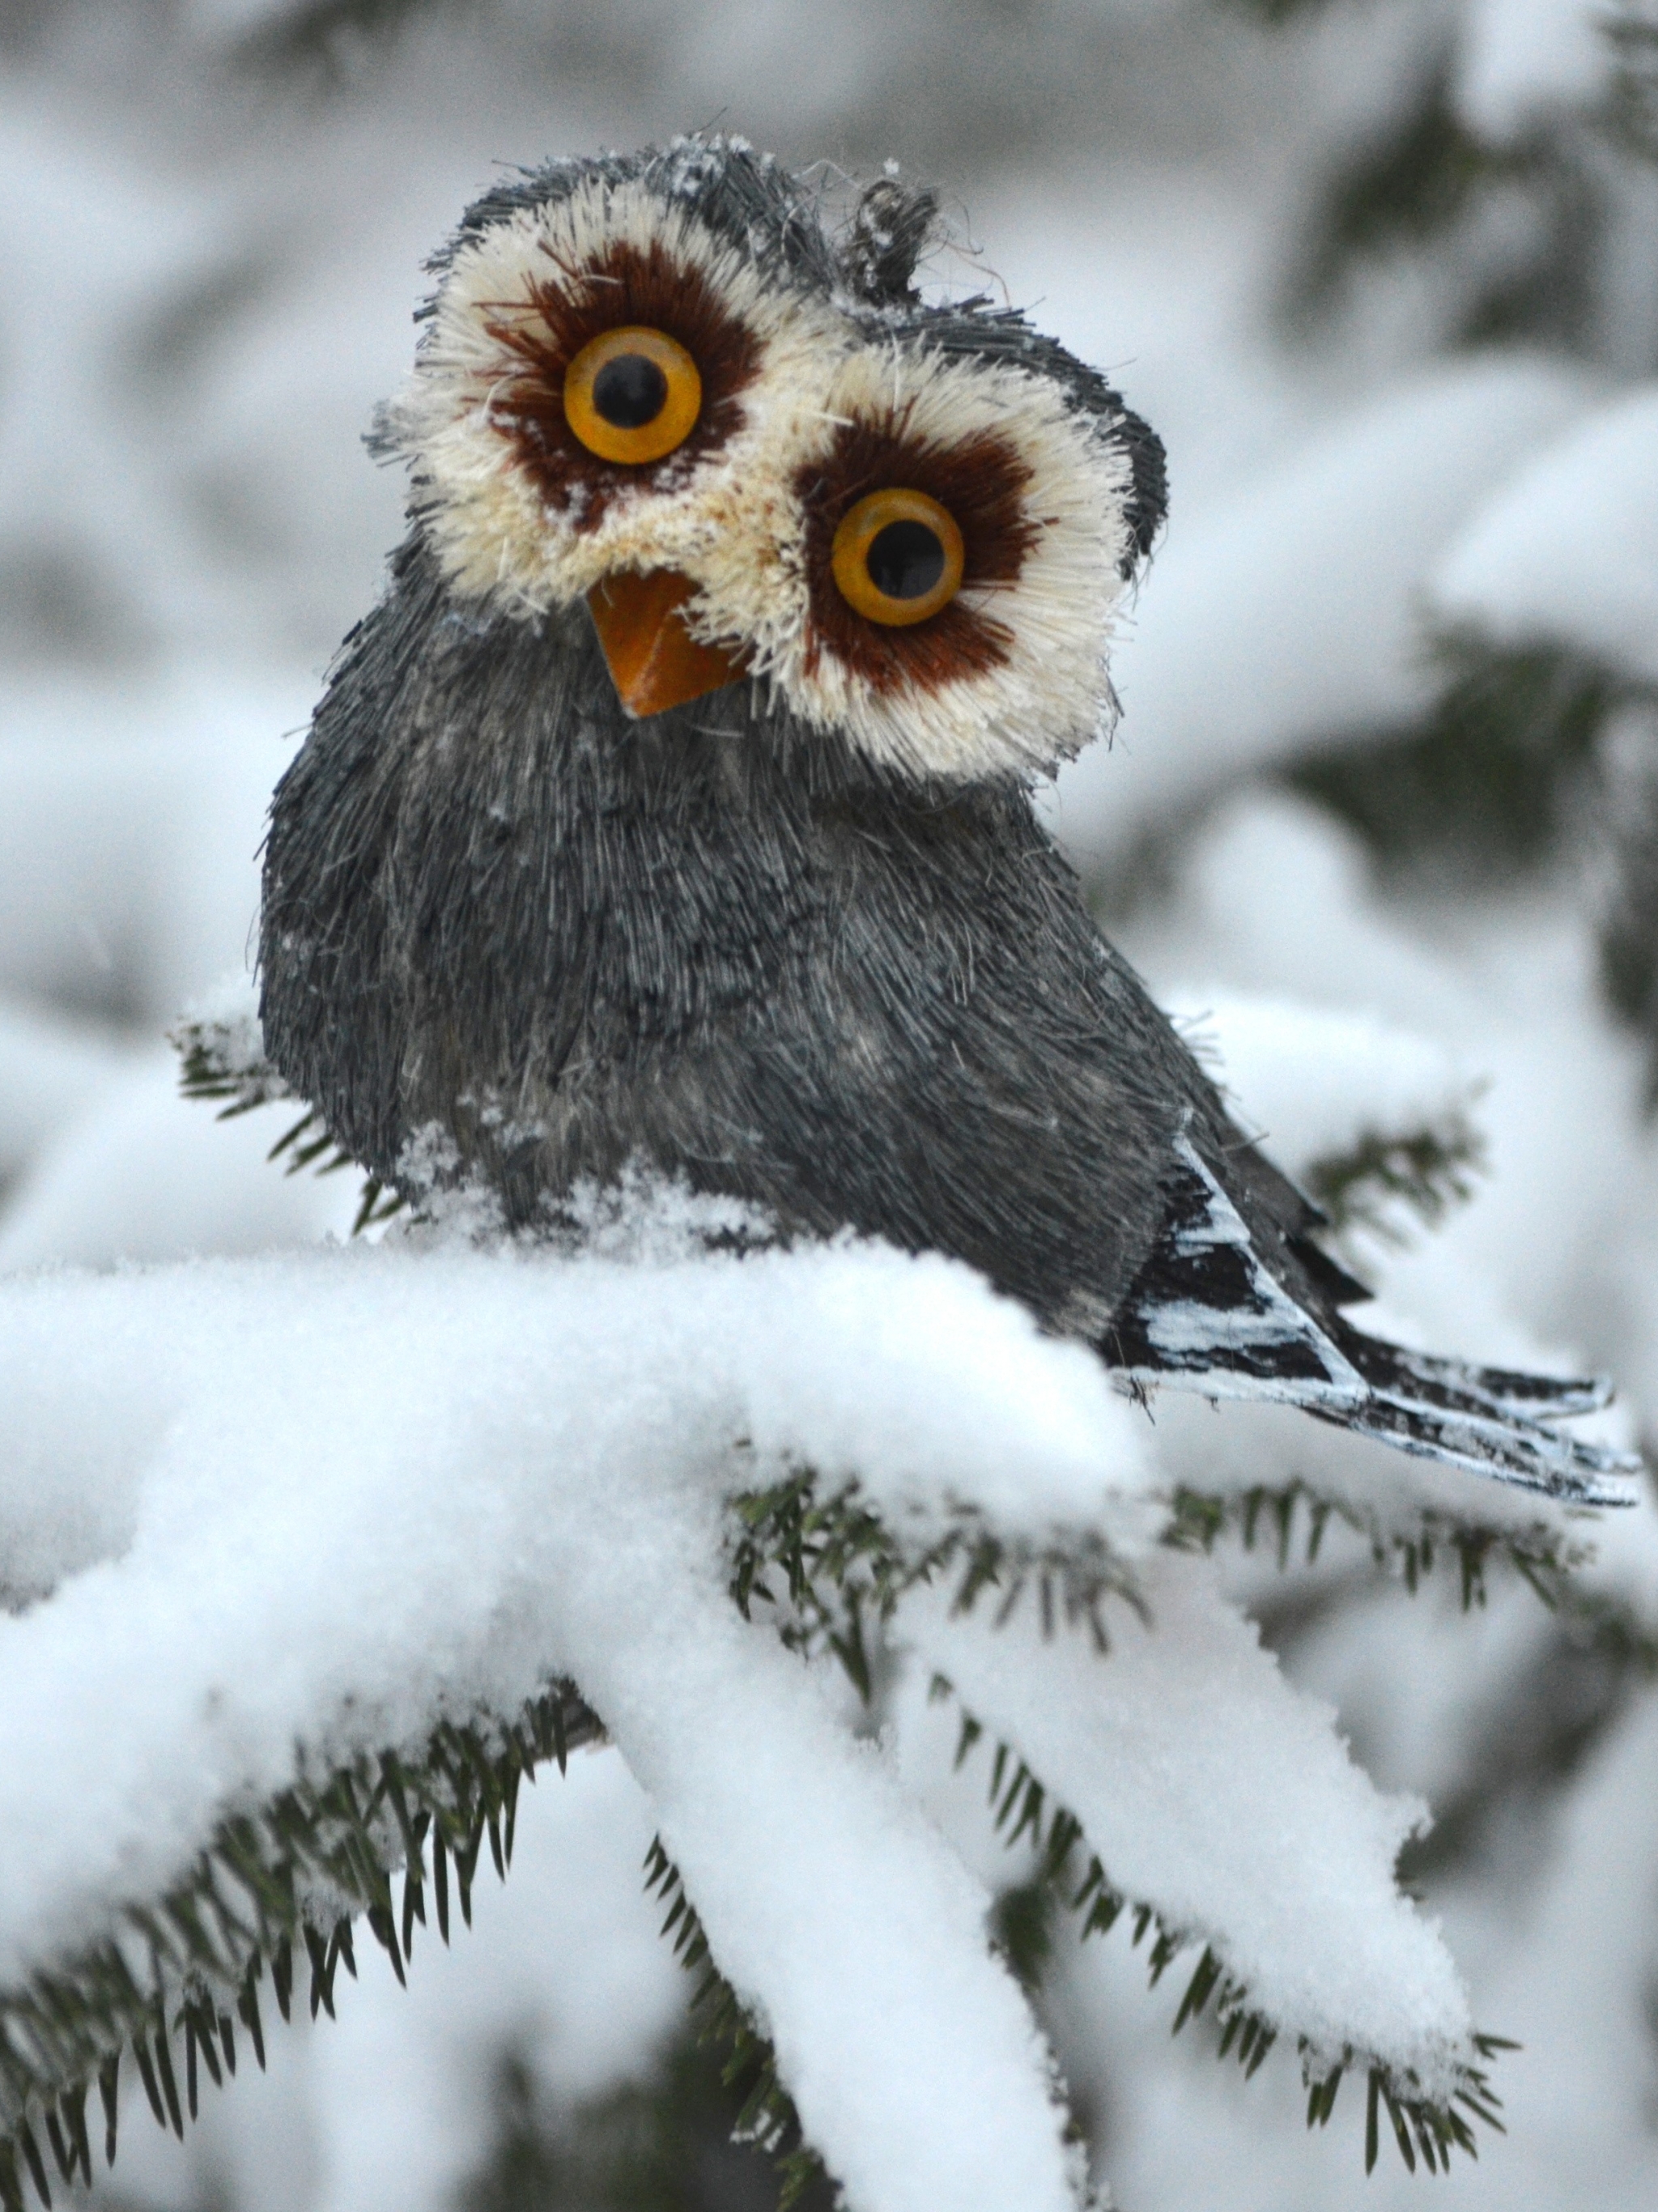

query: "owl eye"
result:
(563, 326), (703, 465)
(831, 488), (966, 626)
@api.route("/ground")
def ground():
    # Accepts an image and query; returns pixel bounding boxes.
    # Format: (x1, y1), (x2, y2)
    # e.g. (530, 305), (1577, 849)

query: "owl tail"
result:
(1105, 1138), (1642, 1506)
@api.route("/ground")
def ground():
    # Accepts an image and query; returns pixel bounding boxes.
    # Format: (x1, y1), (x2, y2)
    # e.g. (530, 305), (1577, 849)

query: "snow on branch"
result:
(0, 1679), (602, 2207)
(169, 989), (402, 1237)
(1165, 989), (1487, 1252)
(730, 1470), (1512, 2172)
(0, 1231), (1154, 2212)
(0, 1197), (1562, 2203)
(903, 1555), (1471, 2088)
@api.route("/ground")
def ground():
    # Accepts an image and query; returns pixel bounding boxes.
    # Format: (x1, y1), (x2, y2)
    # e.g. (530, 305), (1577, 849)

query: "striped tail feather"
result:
(1105, 1137), (1642, 1506)
(1317, 1322), (1637, 1501)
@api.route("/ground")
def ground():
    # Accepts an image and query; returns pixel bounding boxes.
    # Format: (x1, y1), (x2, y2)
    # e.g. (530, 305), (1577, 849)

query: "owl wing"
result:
(696, 796), (1639, 1507)
(1102, 1121), (1637, 1504)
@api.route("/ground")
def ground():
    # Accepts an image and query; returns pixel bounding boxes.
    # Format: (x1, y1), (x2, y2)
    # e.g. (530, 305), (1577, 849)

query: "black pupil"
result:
(592, 353), (669, 430)
(865, 519), (946, 602)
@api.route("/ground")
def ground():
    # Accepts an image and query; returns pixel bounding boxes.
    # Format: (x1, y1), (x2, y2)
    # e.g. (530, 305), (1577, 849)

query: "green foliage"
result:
(1597, 885), (1658, 1041)
(172, 1009), (402, 1235)
(1299, 48), (1505, 289)
(265, 1106), (405, 1235)
(1166, 1474), (1592, 1608)
(935, 1677), (1511, 2176)
(1216, 0), (1341, 24)
(729, 1469), (1145, 1691)
(640, 1847), (825, 2212)
(988, 1874), (1061, 1993)
(1286, 44), (1605, 354)
(1605, 5), (1658, 163)
(1167, 1476), (1658, 1888)
(733, 1466), (1528, 2176)
(229, 0), (474, 81)
(1304, 1115), (1486, 1250)
(1399, 1579), (1658, 1882)
(939, 1672), (1292, 2089)
(458, 2035), (836, 2212)
(171, 1023), (291, 1120)
(1591, 707), (1658, 1091)
(1286, 639), (1621, 880)
(0, 1683), (601, 2210)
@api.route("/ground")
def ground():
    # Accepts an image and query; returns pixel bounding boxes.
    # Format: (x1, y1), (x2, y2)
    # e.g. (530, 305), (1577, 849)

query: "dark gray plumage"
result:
(260, 138), (1634, 1502)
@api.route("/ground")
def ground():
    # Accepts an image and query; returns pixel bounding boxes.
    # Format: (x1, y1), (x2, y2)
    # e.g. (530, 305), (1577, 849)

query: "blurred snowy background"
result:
(2, 0), (1658, 2208)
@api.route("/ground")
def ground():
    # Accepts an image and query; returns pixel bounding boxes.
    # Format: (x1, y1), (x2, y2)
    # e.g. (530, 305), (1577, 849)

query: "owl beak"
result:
(586, 570), (748, 717)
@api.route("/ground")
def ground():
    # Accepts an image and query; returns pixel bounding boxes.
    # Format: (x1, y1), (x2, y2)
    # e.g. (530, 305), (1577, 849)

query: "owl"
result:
(260, 136), (1633, 1501)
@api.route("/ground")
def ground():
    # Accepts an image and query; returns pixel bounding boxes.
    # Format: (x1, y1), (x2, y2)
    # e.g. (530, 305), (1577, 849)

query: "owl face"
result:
(384, 141), (1164, 785)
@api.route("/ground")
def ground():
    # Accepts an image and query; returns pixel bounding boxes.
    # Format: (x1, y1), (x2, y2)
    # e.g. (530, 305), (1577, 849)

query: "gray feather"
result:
(261, 135), (1636, 1505)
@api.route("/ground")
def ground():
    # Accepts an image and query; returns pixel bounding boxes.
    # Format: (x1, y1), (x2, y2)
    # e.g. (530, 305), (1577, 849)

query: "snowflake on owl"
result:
(257, 135), (1639, 1504)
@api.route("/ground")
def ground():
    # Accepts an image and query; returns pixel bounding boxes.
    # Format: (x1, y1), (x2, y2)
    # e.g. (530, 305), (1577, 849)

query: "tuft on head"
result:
(842, 172), (942, 305)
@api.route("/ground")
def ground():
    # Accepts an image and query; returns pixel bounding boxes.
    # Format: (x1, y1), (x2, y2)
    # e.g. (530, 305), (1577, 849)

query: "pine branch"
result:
(641, 1843), (826, 2212)
(1303, 1112), (1486, 1248)
(933, 1678), (1511, 2178)
(729, 1473), (1516, 2174)
(0, 1682), (602, 2210)
(1605, 4), (1658, 164)
(1282, 43), (1610, 353)
(225, 0), (473, 82)
(170, 1007), (403, 1234)
(734, 1465), (1594, 1657)
(1287, 636), (1622, 878)
(169, 1006), (295, 1119)
(1163, 1478), (1592, 1608)
(728, 1468), (1145, 1693)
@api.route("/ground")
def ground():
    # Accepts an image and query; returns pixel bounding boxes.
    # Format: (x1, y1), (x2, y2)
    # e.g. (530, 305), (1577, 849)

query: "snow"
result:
(903, 1550), (1470, 2087)
(0, 1217), (1494, 2209)
(0, 105), (218, 661)
(0, 670), (312, 1023)
(0, 1052), (358, 1273)
(1454, 0), (1613, 139)
(1112, 794), (1647, 1529)
(1042, 357), (1605, 870)
(1429, 383), (1658, 687)
(0, 997), (132, 1185)
(1162, 989), (1476, 1188)
(0, 1234), (1146, 2212)
(2, 15), (1658, 2209)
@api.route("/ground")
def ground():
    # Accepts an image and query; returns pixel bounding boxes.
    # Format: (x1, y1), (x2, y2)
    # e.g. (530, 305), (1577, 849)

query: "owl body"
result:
(263, 534), (1228, 1326)
(260, 138), (1635, 1501)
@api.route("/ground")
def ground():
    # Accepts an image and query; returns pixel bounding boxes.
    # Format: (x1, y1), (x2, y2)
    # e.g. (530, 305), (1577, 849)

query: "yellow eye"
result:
(563, 327), (702, 465)
(831, 488), (966, 626)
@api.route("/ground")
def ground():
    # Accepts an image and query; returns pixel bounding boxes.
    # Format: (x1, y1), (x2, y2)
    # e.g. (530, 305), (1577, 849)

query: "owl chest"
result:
(385, 782), (837, 1053)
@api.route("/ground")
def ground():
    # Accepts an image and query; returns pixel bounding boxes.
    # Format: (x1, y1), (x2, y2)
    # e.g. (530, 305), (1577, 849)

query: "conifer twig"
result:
(0, 1684), (602, 2210)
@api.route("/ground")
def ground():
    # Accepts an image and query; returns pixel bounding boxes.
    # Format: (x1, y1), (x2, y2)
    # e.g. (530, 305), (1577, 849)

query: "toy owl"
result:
(259, 137), (1633, 1501)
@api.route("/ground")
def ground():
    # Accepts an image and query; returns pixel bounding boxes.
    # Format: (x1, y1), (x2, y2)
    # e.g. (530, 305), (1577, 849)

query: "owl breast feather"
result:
(259, 536), (1200, 1325)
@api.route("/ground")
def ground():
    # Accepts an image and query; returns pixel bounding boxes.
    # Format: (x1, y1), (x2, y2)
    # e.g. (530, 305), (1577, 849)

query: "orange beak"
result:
(586, 570), (748, 718)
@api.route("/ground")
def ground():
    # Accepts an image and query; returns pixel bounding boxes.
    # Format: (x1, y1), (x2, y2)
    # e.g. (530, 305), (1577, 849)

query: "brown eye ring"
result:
(831, 488), (966, 627)
(563, 326), (702, 466)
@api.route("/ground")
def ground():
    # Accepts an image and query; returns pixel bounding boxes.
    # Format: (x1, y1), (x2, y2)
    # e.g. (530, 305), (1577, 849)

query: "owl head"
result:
(380, 136), (1166, 785)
